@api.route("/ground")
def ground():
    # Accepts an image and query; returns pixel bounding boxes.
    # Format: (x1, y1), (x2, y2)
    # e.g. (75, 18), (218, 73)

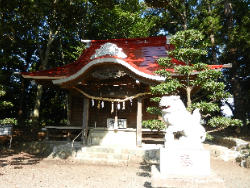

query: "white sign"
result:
(107, 118), (127, 129)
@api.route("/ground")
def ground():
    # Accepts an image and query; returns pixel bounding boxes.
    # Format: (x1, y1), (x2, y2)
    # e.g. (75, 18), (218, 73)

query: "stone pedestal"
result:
(151, 146), (225, 188)
(160, 147), (210, 176)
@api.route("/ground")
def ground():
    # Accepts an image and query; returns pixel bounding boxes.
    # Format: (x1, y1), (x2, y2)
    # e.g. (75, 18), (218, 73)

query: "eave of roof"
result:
(21, 36), (229, 84)
(22, 36), (172, 82)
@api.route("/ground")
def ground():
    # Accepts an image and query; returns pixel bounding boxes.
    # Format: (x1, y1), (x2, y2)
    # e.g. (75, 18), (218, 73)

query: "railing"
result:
(71, 130), (84, 147)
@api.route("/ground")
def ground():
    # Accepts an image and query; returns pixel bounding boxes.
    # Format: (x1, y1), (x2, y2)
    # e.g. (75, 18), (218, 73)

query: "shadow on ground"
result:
(0, 146), (44, 171)
(0, 140), (83, 172)
(136, 162), (153, 188)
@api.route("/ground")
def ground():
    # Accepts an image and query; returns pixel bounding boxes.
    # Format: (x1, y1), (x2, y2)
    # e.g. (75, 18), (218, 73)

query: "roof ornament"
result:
(90, 42), (127, 59)
(166, 35), (171, 44)
(81, 40), (92, 48)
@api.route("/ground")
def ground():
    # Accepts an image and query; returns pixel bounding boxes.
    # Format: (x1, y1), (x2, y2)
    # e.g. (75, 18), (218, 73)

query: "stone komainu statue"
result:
(160, 96), (206, 148)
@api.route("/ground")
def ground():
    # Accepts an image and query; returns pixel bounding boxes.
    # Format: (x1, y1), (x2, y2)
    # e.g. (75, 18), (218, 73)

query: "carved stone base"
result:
(160, 147), (210, 176)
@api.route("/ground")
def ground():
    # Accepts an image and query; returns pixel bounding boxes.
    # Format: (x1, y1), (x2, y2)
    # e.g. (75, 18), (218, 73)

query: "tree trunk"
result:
(210, 33), (217, 64)
(31, 36), (53, 124)
(31, 84), (43, 124)
(208, 1), (217, 64)
(17, 78), (25, 126)
(183, 2), (188, 30)
(224, 1), (245, 121)
(31, 0), (60, 124)
(231, 75), (245, 120)
(18, 50), (33, 126)
(186, 87), (192, 108)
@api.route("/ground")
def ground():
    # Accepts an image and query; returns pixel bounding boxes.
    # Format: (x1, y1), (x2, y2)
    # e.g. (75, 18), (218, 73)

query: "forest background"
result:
(0, 0), (249, 138)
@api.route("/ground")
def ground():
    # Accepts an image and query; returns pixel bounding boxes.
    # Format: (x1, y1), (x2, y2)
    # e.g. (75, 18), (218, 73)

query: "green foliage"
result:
(65, 42), (86, 61)
(156, 57), (173, 68)
(150, 80), (182, 95)
(175, 65), (194, 76)
(0, 84), (13, 110)
(86, 1), (157, 39)
(0, 101), (13, 110)
(150, 97), (161, 103)
(208, 117), (243, 129)
(196, 70), (222, 82)
(0, 83), (14, 123)
(146, 106), (162, 116)
(169, 29), (207, 65)
(205, 133), (215, 142)
(142, 119), (165, 131)
(190, 102), (220, 115)
(0, 118), (17, 125)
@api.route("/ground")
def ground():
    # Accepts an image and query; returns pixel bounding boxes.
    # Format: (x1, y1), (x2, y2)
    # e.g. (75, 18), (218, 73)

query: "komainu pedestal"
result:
(160, 147), (210, 176)
(150, 143), (224, 188)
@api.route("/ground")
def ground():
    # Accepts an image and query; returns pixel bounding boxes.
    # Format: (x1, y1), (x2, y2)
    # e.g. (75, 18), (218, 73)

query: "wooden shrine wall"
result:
(69, 91), (84, 126)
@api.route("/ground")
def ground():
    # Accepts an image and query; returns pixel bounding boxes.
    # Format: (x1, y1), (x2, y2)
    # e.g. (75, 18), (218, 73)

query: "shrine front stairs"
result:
(49, 142), (162, 165)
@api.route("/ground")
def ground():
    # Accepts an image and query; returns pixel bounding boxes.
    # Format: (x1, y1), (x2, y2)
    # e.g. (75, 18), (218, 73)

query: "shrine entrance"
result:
(65, 64), (158, 147)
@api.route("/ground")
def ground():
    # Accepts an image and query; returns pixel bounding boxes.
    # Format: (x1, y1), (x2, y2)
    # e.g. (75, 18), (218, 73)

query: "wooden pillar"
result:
(136, 98), (142, 147)
(82, 97), (89, 144)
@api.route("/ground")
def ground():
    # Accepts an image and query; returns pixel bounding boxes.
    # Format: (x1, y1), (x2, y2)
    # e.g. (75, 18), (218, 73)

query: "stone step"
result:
(80, 146), (145, 156)
(74, 146), (160, 163)
(75, 150), (130, 165)
(76, 151), (129, 161)
(74, 157), (129, 166)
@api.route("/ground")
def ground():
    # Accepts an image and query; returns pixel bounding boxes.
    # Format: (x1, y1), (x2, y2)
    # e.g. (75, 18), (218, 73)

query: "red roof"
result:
(22, 36), (224, 84)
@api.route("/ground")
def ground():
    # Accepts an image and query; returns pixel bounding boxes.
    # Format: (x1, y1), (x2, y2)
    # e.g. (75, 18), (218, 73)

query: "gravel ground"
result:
(0, 149), (250, 188)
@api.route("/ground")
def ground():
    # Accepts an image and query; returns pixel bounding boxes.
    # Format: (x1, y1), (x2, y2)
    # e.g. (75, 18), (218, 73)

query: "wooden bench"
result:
(0, 124), (13, 148)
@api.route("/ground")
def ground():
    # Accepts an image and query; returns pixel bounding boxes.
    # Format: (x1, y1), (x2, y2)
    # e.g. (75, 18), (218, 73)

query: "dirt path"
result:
(0, 150), (249, 188)
(0, 152), (150, 188)
(211, 158), (250, 188)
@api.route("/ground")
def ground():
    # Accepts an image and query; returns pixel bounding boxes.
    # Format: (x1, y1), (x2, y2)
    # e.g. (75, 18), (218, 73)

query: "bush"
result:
(0, 118), (17, 125)
(142, 119), (165, 131)
(207, 116), (243, 129)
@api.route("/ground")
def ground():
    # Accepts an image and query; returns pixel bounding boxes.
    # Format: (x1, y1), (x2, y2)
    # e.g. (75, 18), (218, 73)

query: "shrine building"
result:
(22, 36), (225, 147)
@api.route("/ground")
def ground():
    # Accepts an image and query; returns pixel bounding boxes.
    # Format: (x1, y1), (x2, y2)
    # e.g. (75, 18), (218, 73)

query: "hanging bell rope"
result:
(73, 86), (151, 102)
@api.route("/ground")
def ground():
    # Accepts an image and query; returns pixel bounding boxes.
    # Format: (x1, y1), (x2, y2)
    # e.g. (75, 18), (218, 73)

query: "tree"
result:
(145, 0), (198, 31)
(220, 0), (250, 124)
(193, 0), (223, 64)
(85, 0), (157, 39)
(0, 0), (89, 126)
(143, 29), (242, 132)
(0, 73), (15, 125)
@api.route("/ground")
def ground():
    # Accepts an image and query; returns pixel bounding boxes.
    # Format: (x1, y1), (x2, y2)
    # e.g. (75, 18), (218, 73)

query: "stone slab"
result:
(151, 165), (225, 188)
(160, 147), (210, 176)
